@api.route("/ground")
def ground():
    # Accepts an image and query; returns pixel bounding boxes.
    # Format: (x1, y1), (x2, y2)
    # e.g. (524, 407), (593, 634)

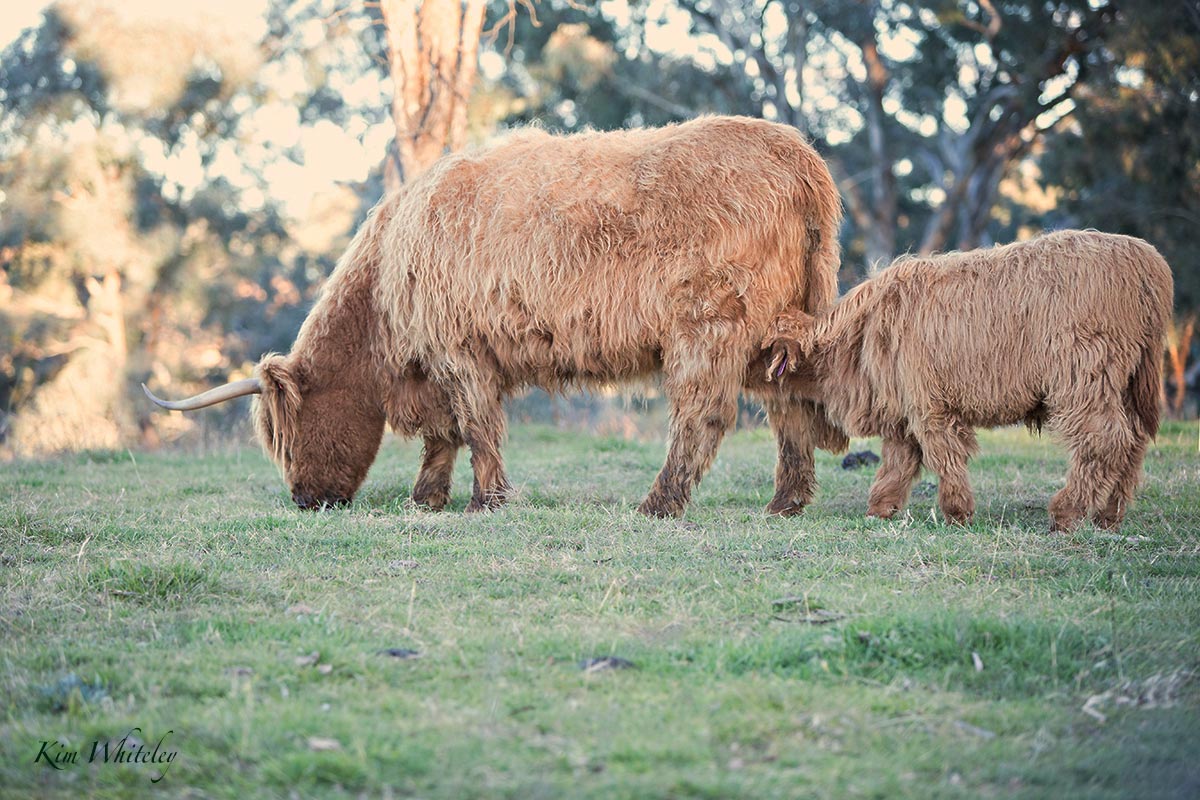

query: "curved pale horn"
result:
(142, 378), (262, 411)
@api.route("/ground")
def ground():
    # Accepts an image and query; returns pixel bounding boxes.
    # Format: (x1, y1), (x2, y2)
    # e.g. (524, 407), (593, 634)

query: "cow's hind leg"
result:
(441, 359), (512, 513)
(1049, 402), (1137, 532)
(639, 350), (742, 518)
(411, 433), (462, 511)
(868, 435), (923, 519)
(913, 416), (978, 525)
(762, 396), (845, 516)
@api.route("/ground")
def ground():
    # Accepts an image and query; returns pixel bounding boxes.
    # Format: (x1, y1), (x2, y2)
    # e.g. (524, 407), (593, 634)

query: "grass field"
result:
(2, 420), (1198, 798)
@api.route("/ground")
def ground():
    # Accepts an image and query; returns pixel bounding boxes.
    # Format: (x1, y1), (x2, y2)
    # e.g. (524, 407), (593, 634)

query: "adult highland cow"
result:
(765, 230), (1172, 531)
(145, 116), (847, 517)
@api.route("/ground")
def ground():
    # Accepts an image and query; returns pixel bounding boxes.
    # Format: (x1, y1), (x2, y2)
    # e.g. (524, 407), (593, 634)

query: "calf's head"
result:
(143, 354), (386, 509)
(764, 310), (821, 391)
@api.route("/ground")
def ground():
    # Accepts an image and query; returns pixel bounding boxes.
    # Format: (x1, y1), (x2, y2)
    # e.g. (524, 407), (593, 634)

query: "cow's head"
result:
(143, 353), (386, 509)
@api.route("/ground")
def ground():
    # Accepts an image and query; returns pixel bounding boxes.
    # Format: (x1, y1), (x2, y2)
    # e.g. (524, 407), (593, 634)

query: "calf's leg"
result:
(1092, 433), (1149, 530)
(867, 435), (923, 519)
(914, 417), (977, 525)
(1049, 404), (1135, 532)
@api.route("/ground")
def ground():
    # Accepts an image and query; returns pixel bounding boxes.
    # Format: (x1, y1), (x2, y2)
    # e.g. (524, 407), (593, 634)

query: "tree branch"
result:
(615, 82), (700, 120)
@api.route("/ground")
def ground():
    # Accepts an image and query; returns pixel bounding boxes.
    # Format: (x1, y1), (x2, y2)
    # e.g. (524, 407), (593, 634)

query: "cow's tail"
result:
(802, 176), (844, 316)
(1128, 339), (1162, 440)
(800, 185), (847, 455)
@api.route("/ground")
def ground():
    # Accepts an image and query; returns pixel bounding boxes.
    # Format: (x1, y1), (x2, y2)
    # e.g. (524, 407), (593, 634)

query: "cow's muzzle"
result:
(292, 492), (350, 511)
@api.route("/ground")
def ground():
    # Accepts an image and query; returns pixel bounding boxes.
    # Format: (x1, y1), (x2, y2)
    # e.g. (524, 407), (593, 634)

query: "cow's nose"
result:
(292, 492), (348, 510)
(292, 491), (317, 510)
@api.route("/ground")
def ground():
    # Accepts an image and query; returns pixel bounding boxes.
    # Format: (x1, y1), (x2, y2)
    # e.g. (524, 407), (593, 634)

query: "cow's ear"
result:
(254, 355), (302, 467)
(257, 354), (291, 392)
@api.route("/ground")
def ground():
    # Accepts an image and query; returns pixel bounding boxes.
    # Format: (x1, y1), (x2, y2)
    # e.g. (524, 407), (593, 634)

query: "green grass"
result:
(1, 421), (1198, 798)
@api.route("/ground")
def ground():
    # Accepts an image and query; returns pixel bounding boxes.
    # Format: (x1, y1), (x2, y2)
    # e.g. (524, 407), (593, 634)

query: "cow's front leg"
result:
(441, 358), (512, 513)
(1092, 433), (1148, 531)
(411, 432), (462, 511)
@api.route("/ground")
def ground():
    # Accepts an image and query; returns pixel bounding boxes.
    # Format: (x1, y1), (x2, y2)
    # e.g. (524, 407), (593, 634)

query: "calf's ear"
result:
(770, 309), (818, 344)
(764, 310), (818, 381)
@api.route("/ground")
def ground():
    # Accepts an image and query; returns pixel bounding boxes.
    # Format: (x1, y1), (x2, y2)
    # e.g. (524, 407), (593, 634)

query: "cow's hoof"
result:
(938, 507), (974, 526)
(1092, 503), (1125, 531)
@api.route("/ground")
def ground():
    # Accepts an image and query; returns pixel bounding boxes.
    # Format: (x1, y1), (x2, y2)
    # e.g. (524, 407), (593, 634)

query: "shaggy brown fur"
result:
(766, 230), (1173, 531)
(254, 115), (847, 515)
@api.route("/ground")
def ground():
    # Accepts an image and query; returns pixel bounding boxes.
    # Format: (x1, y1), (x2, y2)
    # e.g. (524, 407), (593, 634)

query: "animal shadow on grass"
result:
(354, 483), (623, 515)
(809, 470), (1067, 531)
(343, 473), (1059, 530)
(352, 484), (465, 513)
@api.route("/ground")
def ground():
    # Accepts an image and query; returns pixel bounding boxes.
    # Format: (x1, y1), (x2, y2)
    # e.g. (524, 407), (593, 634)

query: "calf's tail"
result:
(1128, 339), (1162, 439)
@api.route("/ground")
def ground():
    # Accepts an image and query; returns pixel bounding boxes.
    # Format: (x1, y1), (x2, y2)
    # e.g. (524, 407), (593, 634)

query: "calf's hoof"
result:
(1049, 513), (1083, 533)
(411, 485), (450, 512)
(940, 505), (974, 526)
(465, 488), (510, 514)
(638, 494), (686, 519)
(866, 501), (901, 519)
(766, 496), (807, 517)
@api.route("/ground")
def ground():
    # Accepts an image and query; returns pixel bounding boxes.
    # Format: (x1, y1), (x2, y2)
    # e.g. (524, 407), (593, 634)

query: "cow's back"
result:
(377, 116), (841, 387)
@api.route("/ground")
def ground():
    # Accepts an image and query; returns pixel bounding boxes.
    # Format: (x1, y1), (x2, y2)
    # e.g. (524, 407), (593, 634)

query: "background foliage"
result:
(1, 0), (1197, 456)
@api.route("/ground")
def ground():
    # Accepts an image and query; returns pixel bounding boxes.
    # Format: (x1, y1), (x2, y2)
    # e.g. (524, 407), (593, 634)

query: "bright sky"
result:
(1, 0), (49, 48)
(2, 0), (268, 48)
(2, 0), (385, 220)
(3, 0), (985, 219)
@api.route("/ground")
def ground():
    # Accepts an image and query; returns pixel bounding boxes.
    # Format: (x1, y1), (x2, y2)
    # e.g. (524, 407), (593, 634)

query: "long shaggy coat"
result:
(768, 230), (1173, 530)
(257, 115), (846, 515)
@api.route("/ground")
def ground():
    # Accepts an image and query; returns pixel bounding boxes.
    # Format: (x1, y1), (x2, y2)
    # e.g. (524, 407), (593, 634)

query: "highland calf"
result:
(146, 116), (847, 516)
(766, 230), (1173, 531)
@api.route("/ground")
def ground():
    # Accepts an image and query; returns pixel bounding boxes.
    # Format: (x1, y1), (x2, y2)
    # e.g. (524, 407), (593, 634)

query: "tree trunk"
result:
(858, 36), (896, 268)
(1166, 315), (1195, 417)
(379, 0), (488, 190)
